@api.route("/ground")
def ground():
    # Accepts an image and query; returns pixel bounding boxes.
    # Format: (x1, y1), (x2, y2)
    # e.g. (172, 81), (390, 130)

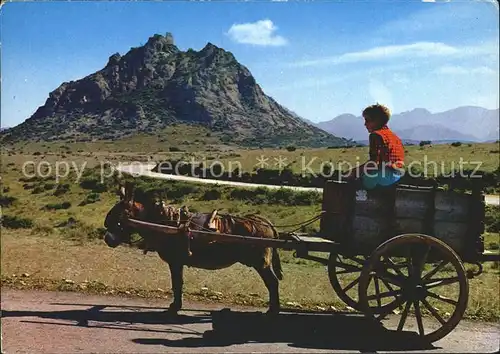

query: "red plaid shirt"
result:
(369, 125), (405, 169)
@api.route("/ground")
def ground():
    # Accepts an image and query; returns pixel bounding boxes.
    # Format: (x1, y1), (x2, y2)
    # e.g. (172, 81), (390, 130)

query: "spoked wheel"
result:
(358, 234), (469, 343)
(328, 252), (402, 313)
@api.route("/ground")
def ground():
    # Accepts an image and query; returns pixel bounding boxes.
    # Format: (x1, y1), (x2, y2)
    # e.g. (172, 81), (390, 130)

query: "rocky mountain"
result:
(316, 114), (361, 141)
(394, 125), (478, 142)
(316, 107), (499, 143)
(0, 33), (348, 148)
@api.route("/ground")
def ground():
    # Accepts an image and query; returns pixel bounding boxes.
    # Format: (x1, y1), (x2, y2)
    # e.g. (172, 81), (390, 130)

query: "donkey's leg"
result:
(167, 262), (184, 314)
(255, 266), (280, 314)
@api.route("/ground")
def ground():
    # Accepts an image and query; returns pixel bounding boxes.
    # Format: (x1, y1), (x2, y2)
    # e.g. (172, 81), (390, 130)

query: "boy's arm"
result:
(368, 133), (383, 165)
(344, 133), (382, 179)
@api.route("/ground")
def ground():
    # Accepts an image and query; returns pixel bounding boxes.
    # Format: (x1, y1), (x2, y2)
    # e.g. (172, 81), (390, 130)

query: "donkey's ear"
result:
(124, 181), (135, 202)
(117, 181), (126, 200)
(119, 186), (126, 200)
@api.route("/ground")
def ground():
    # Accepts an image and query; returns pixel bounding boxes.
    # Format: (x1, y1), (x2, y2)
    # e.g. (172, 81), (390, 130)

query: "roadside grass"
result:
(2, 229), (498, 321)
(0, 229), (341, 309)
(484, 232), (500, 251)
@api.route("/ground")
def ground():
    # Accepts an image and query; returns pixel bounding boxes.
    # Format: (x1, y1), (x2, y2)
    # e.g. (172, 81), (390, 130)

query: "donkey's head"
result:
(104, 182), (146, 248)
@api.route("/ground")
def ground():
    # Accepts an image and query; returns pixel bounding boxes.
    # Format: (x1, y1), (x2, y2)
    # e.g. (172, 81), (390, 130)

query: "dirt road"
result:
(1, 289), (498, 353)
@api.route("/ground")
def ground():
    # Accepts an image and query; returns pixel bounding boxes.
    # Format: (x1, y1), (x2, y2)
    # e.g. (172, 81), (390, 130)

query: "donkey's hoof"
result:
(265, 307), (280, 316)
(163, 308), (178, 315)
(165, 303), (181, 316)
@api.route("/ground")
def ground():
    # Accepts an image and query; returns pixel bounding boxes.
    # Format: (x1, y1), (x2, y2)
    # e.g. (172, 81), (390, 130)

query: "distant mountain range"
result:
(315, 107), (499, 143)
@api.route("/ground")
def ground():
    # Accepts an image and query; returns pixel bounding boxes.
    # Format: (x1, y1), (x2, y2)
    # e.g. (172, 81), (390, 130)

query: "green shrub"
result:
(293, 191), (322, 205)
(79, 177), (107, 192)
(43, 183), (56, 190)
(0, 195), (17, 207)
(488, 242), (499, 250)
(43, 201), (72, 210)
(19, 176), (43, 183)
(79, 192), (101, 206)
(451, 142), (462, 147)
(485, 205), (500, 233)
(130, 179), (201, 203)
(228, 187), (321, 206)
(201, 188), (222, 201)
(54, 183), (70, 196)
(1, 215), (34, 229)
(32, 186), (45, 194)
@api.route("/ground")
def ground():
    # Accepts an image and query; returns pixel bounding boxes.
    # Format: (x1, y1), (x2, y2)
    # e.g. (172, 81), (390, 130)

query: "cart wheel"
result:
(358, 234), (469, 343)
(328, 252), (403, 313)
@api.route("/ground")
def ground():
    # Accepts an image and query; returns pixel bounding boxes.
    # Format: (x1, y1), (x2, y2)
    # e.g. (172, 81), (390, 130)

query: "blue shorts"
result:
(362, 167), (402, 190)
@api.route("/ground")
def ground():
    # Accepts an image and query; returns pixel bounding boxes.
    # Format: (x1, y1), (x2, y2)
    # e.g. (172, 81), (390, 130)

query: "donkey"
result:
(103, 182), (283, 314)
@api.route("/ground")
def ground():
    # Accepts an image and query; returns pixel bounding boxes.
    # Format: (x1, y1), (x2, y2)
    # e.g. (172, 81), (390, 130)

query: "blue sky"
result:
(1, 0), (498, 128)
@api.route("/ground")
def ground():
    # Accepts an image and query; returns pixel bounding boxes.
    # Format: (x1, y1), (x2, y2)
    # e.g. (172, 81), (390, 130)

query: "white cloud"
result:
(265, 64), (414, 93)
(291, 42), (457, 67)
(436, 65), (497, 75)
(226, 19), (288, 46)
(368, 80), (394, 112)
(290, 41), (498, 68)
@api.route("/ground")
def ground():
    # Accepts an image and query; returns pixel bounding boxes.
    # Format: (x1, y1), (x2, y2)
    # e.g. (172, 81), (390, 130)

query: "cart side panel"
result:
(434, 191), (471, 222)
(350, 216), (390, 251)
(320, 180), (485, 260)
(434, 221), (469, 254)
(349, 189), (396, 252)
(394, 188), (430, 219)
(394, 218), (427, 235)
(320, 181), (355, 243)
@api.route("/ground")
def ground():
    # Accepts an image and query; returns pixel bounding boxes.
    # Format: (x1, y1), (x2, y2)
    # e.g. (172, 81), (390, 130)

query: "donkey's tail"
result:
(272, 247), (284, 280)
(271, 224), (284, 280)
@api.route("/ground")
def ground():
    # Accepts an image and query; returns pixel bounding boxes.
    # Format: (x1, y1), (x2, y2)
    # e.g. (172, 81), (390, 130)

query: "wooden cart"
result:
(125, 180), (499, 343)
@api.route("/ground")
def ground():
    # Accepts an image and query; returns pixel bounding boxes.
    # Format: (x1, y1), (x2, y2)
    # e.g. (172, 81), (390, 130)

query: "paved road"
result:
(116, 163), (500, 205)
(2, 289), (499, 353)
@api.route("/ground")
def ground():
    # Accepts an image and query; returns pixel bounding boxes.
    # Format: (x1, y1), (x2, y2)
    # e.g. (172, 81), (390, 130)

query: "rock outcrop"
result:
(2, 32), (348, 148)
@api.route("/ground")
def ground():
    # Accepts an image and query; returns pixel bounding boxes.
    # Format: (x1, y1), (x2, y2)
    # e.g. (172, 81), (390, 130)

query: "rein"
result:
(217, 211), (326, 230)
(180, 210), (327, 235)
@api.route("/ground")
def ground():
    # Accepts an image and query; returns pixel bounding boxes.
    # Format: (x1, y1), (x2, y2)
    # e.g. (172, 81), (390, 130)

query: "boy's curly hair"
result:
(362, 103), (391, 126)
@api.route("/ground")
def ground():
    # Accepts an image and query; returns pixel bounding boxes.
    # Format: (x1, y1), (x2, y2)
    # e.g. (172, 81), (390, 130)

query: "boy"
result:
(345, 104), (405, 189)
